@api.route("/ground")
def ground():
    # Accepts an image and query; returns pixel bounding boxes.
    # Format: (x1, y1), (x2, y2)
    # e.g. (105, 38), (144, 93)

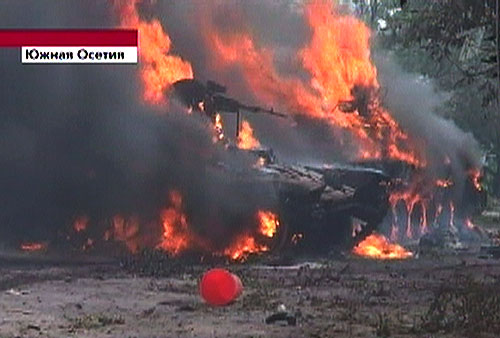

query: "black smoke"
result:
(0, 0), (277, 250)
(0, 0), (483, 251)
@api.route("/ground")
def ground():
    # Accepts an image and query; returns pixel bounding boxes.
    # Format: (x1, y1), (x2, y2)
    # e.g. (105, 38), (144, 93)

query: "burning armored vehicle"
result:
(8, 1), (487, 262)
(172, 79), (391, 253)
(171, 78), (486, 255)
(231, 149), (391, 253)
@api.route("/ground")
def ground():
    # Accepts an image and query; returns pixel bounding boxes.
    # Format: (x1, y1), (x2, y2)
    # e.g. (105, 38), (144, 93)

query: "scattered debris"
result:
(5, 288), (29, 296)
(265, 305), (297, 326)
(26, 324), (41, 331)
(479, 245), (500, 259)
(253, 262), (324, 271)
(141, 307), (155, 317)
(419, 226), (465, 251)
(177, 304), (196, 312)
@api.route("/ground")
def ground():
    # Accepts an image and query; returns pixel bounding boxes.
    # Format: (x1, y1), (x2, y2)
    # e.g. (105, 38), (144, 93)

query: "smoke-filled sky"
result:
(0, 0), (480, 248)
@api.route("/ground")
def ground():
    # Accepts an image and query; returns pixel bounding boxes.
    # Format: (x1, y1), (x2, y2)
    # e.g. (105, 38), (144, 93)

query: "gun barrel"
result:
(241, 104), (287, 118)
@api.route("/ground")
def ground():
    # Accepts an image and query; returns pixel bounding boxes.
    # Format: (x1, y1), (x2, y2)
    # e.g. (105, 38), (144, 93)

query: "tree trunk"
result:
(496, 0), (499, 107)
(494, 156), (500, 197)
(371, 0), (378, 26)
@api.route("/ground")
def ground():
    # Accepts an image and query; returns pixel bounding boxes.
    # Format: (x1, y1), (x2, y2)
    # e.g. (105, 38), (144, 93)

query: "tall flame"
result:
(300, 2), (423, 165)
(117, 0), (193, 104)
(300, 3), (377, 112)
(203, 1), (424, 166)
(237, 120), (261, 150)
(204, 27), (317, 115)
(157, 190), (194, 255)
(213, 113), (225, 142)
(468, 168), (482, 191)
(257, 210), (279, 238)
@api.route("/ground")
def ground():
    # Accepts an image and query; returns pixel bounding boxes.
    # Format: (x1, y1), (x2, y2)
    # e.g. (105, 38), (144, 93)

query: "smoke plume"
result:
(0, 0), (482, 251)
(0, 0), (277, 250)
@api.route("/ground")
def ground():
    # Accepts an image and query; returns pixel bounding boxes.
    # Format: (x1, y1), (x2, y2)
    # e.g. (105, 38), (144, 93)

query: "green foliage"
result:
(380, 0), (498, 104)
(378, 0), (500, 195)
(68, 313), (125, 330)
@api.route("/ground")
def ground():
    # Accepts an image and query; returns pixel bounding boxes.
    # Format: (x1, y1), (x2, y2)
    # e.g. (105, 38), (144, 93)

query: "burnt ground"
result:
(1, 209), (499, 338)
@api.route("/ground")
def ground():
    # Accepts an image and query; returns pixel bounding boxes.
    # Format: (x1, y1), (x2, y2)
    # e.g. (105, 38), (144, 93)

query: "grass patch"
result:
(420, 276), (500, 335)
(374, 312), (391, 337)
(68, 313), (125, 330)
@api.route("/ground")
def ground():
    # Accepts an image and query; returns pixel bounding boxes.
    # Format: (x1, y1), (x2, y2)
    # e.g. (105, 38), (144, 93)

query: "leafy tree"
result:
(379, 0), (500, 195)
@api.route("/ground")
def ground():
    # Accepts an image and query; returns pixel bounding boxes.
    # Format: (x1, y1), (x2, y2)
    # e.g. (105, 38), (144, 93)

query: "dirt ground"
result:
(0, 252), (499, 338)
(1, 209), (499, 338)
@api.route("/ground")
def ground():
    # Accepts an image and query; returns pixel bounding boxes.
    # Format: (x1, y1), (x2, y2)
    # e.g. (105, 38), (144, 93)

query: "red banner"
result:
(0, 29), (137, 47)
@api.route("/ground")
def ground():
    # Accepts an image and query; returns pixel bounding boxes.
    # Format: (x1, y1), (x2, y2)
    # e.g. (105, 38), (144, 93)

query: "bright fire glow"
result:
(468, 168), (482, 191)
(257, 210), (279, 238)
(157, 191), (193, 255)
(465, 218), (475, 229)
(117, 0), (193, 104)
(224, 210), (280, 261)
(104, 2), (481, 259)
(223, 235), (268, 261)
(73, 215), (88, 233)
(435, 179), (453, 188)
(20, 242), (47, 252)
(237, 120), (261, 150)
(213, 113), (225, 142)
(353, 233), (413, 259)
(202, 1), (424, 166)
(389, 183), (429, 239)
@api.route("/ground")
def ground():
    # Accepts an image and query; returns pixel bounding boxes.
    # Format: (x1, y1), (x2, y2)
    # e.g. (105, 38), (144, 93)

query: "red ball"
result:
(199, 268), (243, 306)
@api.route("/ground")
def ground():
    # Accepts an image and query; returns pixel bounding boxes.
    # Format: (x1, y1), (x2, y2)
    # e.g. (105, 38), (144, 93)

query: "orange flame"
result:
(204, 27), (317, 115)
(257, 210), (279, 238)
(300, 3), (377, 111)
(465, 218), (475, 229)
(117, 0), (193, 104)
(223, 210), (280, 261)
(202, 1), (424, 166)
(223, 235), (268, 261)
(73, 215), (88, 233)
(157, 191), (193, 255)
(353, 233), (412, 259)
(468, 168), (482, 191)
(389, 187), (428, 239)
(20, 242), (47, 252)
(435, 179), (453, 188)
(237, 120), (261, 150)
(213, 113), (225, 142)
